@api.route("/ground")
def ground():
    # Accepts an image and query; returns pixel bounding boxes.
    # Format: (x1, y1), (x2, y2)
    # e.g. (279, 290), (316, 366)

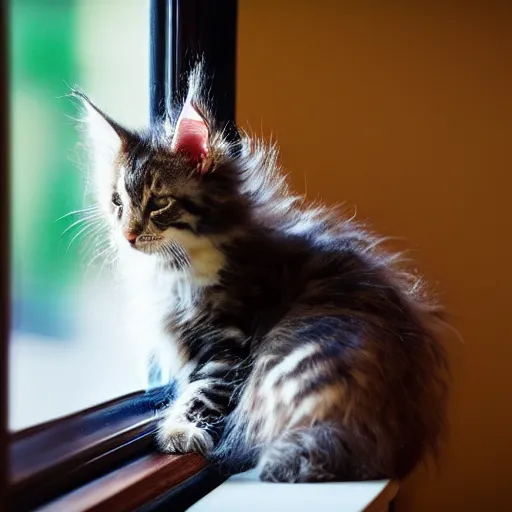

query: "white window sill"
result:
(187, 469), (399, 512)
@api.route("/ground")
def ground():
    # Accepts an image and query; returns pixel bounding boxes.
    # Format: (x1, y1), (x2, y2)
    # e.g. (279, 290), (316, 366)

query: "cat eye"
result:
(147, 195), (172, 213)
(112, 193), (123, 218)
(112, 192), (122, 207)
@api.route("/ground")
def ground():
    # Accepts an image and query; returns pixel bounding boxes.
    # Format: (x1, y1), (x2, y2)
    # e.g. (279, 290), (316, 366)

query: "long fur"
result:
(76, 63), (449, 482)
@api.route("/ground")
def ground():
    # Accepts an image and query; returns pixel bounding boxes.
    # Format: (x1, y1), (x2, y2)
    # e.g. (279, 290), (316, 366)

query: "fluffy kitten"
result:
(75, 65), (448, 482)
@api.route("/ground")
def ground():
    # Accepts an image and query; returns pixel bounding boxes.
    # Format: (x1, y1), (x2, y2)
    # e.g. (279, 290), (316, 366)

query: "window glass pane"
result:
(10, 0), (151, 431)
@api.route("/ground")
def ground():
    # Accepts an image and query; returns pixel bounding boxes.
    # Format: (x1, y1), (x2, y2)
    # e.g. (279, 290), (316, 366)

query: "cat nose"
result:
(124, 231), (138, 245)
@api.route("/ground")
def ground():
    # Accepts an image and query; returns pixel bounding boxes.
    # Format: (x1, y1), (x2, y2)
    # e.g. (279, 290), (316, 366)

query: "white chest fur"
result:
(118, 247), (189, 385)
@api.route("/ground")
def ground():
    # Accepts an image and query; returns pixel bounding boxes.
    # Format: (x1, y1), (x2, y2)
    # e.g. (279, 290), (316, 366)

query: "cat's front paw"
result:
(157, 417), (214, 456)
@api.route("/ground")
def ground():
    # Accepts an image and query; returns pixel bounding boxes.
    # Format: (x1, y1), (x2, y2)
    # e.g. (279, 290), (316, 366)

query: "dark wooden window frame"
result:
(4, 0), (238, 510)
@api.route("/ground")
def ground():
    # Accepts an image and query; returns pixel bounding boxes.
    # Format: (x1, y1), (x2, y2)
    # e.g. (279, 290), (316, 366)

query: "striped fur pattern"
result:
(76, 65), (449, 482)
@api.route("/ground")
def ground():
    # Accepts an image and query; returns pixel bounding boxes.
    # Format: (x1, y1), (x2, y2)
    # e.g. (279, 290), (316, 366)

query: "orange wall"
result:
(237, 2), (512, 510)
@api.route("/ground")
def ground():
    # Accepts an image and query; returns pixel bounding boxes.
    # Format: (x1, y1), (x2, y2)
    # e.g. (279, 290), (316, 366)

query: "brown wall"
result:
(237, 2), (512, 510)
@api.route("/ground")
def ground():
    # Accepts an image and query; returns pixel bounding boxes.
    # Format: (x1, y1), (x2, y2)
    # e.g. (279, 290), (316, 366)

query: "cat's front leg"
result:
(157, 380), (221, 456)
(157, 360), (242, 457)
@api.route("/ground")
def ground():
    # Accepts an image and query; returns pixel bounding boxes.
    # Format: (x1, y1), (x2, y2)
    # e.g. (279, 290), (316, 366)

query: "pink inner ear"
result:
(172, 99), (210, 171)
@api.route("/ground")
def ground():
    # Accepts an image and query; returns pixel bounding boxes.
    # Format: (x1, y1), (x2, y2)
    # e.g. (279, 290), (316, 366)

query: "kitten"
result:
(74, 65), (448, 482)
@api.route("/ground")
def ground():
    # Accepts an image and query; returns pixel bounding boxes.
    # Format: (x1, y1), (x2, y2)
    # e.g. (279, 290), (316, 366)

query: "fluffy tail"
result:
(212, 422), (374, 483)
(256, 425), (355, 483)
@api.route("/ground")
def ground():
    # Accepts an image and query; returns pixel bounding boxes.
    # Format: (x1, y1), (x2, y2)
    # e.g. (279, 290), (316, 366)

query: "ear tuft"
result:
(171, 70), (212, 174)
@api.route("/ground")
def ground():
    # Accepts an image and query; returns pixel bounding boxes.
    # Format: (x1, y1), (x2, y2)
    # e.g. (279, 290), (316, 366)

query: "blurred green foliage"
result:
(11, 0), (87, 336)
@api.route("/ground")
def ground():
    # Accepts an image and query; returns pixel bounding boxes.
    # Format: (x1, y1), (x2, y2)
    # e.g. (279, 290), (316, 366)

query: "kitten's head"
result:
(77, 68), (247, 280)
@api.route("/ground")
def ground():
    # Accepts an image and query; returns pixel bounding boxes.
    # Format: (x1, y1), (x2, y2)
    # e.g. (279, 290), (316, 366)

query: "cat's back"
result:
(218, 225), (411, 331)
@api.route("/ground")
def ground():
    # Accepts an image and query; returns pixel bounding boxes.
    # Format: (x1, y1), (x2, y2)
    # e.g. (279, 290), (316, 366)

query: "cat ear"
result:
(71, 90), (134, 203)
(171, 87), (212, 174)
(72, 90), (133, 155)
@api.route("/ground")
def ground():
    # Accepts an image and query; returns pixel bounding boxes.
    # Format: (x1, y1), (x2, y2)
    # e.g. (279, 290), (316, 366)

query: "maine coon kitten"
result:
(74, 65), (448, 482)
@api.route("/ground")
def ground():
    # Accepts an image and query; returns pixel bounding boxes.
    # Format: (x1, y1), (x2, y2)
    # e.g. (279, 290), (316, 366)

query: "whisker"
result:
(163, 243), (180, 268)
(87, 246), (111, 268)
(80, 223), (108, 254)
(99, 250), (118, 276)
(84, 241), (117, 281)
(169, 241), (189, 268)
(66, 221), (101, 252)
(171, 239), (190, 262)
(61, 214), (102, 236)
(55, 205), (99, 223)
(87, 239), (110, 261)
(163, 243), (176, 266)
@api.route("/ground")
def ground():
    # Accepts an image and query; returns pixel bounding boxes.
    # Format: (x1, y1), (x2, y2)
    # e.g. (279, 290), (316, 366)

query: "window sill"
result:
(8, 385), (228, 512)
(38, 453), (211, 512)
(8, 387), (175, 511)
(37, 463), (398, 512)
(186, 470), (399, 512)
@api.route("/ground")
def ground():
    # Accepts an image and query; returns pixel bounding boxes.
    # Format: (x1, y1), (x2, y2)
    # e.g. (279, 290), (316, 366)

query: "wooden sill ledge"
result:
(37, 453), (207, 512)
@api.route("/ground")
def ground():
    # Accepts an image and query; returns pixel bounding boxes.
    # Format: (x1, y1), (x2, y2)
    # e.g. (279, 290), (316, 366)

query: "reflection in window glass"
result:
(10, 0), (151, 431)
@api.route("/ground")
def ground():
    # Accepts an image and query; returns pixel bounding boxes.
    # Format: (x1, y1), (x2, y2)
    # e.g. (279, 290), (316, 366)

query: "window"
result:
(10, 0), (151, 432)
(5, 0), (238, 510)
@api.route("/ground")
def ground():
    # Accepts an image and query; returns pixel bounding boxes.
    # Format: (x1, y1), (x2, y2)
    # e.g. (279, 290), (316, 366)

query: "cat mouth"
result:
(133, 235), (163, 253)
(137, 235), (162, 243)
